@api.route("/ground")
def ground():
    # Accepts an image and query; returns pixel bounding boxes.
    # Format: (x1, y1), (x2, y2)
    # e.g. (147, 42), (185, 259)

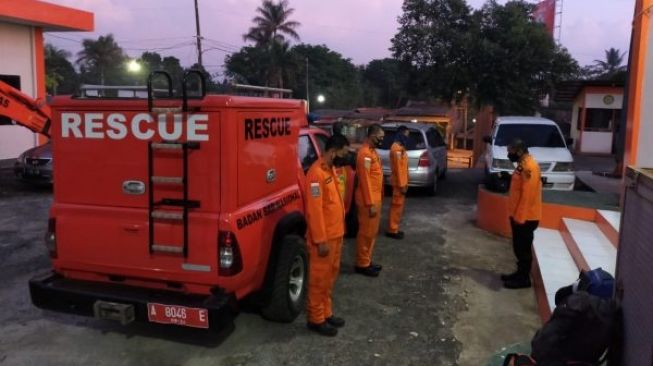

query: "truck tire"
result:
(261, 235), (307, 322)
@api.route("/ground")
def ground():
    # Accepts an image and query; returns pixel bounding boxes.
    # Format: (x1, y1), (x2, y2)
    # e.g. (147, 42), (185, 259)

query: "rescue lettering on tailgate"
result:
(236, 191), (300, 230)
(60, 112), (210, 141)
(244, 117), (291, 140)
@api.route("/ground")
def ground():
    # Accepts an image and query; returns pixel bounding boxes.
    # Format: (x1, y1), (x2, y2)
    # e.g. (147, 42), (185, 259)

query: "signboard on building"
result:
(534, 0), (556, 37)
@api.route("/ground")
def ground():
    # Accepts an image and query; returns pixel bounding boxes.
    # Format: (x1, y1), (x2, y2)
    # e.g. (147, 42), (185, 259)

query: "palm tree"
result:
(243, 0), (300, 47)
(242, 1), (300, 88)
(76, 34), (126, 85)
(45, 45), (72, 95)
(593, 48), (627, 78)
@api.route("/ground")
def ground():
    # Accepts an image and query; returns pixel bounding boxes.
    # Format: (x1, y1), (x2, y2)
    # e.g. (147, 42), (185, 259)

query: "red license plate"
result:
(147, 303), (209, 329)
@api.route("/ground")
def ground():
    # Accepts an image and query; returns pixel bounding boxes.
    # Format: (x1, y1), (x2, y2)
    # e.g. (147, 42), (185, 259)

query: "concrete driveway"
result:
(0, 168), (539, 366)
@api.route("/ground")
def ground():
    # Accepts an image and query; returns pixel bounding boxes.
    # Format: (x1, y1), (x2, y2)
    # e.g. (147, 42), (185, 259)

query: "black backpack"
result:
(530, 291), (618, 366)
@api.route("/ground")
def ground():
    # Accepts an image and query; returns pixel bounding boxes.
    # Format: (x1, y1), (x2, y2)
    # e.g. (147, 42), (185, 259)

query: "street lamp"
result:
(127, 59), (142, 73)
(317, 94), (325, 104)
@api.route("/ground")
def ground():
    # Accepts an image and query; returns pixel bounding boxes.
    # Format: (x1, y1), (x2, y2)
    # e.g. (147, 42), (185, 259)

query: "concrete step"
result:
(532, 228), (580, 317)
(561, 218), (617, 276)
(596, 209), (620, 248)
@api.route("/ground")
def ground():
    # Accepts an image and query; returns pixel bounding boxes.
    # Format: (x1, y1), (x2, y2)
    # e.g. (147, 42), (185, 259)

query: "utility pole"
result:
(305, 57), (309, 111)
(194, 0), (203, 67)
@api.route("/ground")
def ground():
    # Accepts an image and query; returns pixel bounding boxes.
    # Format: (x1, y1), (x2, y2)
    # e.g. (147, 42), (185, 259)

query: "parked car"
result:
(14, 141), (53, 184)
(483, 116), (575, 191)
(377, 122), (448, 195)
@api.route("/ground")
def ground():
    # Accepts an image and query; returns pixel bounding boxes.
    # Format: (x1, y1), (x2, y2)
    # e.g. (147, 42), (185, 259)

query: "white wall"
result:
(0, 22), (37, 160)
(581, 131), (613, 154)
(585, 93), (624, 109)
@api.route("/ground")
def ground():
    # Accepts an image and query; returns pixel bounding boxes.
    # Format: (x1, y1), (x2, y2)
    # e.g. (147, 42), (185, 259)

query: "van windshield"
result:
(495, 124), (566, 148)
(380, 130), (425, 150)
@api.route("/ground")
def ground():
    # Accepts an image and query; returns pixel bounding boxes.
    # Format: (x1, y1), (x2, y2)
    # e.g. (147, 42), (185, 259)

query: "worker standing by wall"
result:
(305, 134), (351, 336)
(354, 124), (385, 277)
(386, 125), (410, 240)
(501, 138), (543, 289)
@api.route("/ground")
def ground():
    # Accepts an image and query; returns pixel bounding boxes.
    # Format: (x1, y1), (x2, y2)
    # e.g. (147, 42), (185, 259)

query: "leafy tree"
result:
(224, 46), (270, 86)
(225, 43), (365, 108)
(466, 0), (578, 114)
(243, 0), (300, 46)
(76, 34), (127, 85)
(45, 44), (77, 95)
(363, 58), (410, 107)
(391, 0), (473, 101)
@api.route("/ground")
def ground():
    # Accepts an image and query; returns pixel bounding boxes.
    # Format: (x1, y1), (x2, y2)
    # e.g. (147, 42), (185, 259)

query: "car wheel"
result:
(261, 235), (307, 323)
(427, 172), (438, 196)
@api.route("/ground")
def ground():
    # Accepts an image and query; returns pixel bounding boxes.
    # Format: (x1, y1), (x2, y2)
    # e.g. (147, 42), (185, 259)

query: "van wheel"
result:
(261, 235), (307, 322)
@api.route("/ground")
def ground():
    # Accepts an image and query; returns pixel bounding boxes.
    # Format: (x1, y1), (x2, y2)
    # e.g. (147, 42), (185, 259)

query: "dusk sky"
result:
(46, 0), (635, 76)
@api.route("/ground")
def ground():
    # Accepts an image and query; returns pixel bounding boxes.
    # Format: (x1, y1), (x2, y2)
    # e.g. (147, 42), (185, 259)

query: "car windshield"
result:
(494, 124), (566, 148)
(380, 129), (425, 150)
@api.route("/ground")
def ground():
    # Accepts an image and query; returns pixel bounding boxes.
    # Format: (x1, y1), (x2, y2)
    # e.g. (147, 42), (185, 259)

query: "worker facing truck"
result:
(304, 134), (350, 337)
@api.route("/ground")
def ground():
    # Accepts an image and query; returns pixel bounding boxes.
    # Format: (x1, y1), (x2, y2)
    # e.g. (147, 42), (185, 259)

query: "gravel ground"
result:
(0, 168), (539, 366)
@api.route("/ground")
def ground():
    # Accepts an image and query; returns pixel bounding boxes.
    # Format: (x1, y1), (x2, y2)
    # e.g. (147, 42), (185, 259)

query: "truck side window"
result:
(314, 134), (328, 154)
(298, 135), (318, 173)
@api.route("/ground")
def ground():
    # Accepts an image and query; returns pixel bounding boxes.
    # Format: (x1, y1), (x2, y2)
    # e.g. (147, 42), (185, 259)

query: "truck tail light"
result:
(418, 152), (431, 167)
(218, 231), (242, 276)
(45, 218), (57, 258)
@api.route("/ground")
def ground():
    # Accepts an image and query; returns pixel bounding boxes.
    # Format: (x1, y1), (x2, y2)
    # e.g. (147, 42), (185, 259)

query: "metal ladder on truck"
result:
(146, 70), (206, 257)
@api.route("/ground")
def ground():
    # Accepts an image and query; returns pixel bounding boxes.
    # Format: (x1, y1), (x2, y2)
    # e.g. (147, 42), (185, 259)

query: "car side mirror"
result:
(483, 136), (492, 144)
(566, 137), (574, 146)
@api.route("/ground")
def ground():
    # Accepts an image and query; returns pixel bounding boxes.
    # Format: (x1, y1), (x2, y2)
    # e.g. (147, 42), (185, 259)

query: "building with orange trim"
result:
(0, 0), (93, 161)
(555, 80), (625, 155)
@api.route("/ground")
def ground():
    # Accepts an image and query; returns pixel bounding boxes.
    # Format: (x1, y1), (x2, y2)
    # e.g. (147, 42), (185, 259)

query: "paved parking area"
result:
(0, 168), (539, 366)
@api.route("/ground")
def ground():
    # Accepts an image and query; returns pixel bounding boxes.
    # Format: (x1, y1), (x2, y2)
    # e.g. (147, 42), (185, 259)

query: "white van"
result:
(483, 116), (575, 191)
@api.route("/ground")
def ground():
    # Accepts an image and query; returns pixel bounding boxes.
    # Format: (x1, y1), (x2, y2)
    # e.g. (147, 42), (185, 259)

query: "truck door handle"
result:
(123, 224), (141, 233)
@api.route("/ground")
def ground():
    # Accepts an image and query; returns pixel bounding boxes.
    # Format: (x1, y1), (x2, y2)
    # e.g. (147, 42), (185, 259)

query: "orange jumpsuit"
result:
(305, 157), (345, 325)
(387, 141), (409, 234)
(508, 154), (543, 223)
(507, 154), (543, 276)
(355, 142), (384, 268)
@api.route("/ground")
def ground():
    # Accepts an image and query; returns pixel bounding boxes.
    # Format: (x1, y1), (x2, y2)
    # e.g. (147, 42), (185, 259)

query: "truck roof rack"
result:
(78, 85), (170, 99)
(229, 83), (292, 99)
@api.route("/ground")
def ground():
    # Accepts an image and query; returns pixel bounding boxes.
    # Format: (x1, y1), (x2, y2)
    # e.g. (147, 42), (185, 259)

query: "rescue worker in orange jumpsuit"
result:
(354, 124), (385, 277)
(501, 138), (543, 289)
(385, 125), (410, 240)
(305, 134), (351, 336)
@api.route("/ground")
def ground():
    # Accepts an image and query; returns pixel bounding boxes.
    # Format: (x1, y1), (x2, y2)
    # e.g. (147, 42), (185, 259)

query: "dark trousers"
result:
(510, 218), (540, 277)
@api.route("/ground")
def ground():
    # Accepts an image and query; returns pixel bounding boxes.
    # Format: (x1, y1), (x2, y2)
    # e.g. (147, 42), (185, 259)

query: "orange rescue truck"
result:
(1, 71), (353, 331)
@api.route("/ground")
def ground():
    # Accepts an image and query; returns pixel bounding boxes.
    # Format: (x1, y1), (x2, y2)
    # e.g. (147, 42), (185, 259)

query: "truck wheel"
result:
(261, 235), (307, 322)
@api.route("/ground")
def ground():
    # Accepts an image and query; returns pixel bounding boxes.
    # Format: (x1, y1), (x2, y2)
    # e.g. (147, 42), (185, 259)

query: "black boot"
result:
(354, 265), (380, 277)
(385, 231), (405, 240)
(307, 321), (338, 336)
(326, 316), (345, 328)
(500, 270), (520, 281)
(503, 276), (531, 289)
(370, 262), (383, 271)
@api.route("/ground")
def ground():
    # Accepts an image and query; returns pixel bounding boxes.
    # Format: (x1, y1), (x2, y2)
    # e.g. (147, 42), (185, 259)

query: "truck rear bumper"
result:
(29, 272), (238, 331)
